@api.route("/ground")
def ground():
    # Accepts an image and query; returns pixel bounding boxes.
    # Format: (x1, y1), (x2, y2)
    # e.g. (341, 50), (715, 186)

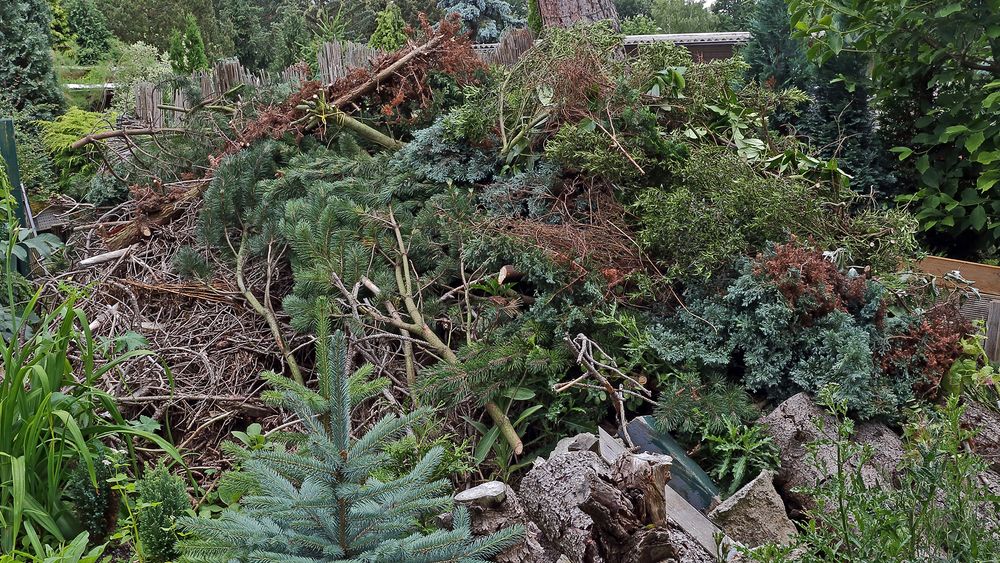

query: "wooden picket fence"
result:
(134, 39), (382, 127)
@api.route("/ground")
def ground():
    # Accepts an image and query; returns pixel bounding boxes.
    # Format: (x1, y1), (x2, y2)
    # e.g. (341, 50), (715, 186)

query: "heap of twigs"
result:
(39, 195), (302, 474)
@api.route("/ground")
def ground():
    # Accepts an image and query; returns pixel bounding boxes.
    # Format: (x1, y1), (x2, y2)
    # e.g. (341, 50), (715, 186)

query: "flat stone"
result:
(455, 481), (507, 508)
(709, 470), (796, 547)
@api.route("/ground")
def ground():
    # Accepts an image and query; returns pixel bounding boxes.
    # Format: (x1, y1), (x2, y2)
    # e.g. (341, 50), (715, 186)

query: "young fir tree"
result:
(369, 1), (409, 51)
(0, 0), (65, 117)
(178, 323), (522, 561)
(49, 0), (73, 51)
(66, 0), (113, 64)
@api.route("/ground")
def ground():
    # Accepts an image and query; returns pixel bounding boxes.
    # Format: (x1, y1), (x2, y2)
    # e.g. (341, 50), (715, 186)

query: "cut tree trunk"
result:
(537, 0), (620, 29)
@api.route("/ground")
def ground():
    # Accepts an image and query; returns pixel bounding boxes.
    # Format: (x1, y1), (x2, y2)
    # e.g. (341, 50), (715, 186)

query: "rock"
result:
(663, 483), (731, 557)
(456, 482), (556, 563)
(454, 481), (507, 508)
(961, 400), (1000, 471)
(598, 427), (627, 464)
(550, 432), (599, 460)
(708, 470), (796, 547)
(760, 393), (904, 512)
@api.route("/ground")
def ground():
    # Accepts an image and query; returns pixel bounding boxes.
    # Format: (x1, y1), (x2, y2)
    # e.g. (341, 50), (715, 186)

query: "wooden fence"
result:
(134, 40), (380, 127)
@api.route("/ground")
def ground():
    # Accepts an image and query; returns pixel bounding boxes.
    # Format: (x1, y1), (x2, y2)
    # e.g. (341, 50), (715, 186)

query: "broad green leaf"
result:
(934, 3), (962, 16)
(966, 131), (986, 154)
(502, 387), (536, 401)
(890, 146), (913, 160)
(473, 426), (500, 466)
(916, 154), (930, 173)
(970, 205), (988, 230)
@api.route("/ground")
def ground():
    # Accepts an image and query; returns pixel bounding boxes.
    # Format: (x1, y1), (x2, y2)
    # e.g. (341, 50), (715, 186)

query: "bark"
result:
(537, 0), (620, 29)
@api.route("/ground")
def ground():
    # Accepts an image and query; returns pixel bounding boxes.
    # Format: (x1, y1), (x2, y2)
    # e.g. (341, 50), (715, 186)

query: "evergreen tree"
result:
(369, 1), (409, 51)
(217, 0), (270, 70)
(49, 0), (74, 51)
(66, 0), (113, 64)
(0, 0), (65, 117)
(744, 0), (893, 194)
(168, 13), (210, 74)
(438, 0), (524, 43)
(183, 13), (209, 70)
(651, 0), (719, 34)
(798, 55), (896, 195)
(168, 30), (186, 73)
(178, 327), (522, 561)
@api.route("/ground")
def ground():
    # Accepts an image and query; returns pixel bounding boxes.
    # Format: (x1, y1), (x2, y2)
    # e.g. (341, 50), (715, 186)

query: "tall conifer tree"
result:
(0, 0), (65, 118)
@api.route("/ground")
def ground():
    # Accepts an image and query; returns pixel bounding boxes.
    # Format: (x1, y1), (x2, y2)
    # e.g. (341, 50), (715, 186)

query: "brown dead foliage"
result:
(884, 304), (971, 399)
(482, 176), (651, 294)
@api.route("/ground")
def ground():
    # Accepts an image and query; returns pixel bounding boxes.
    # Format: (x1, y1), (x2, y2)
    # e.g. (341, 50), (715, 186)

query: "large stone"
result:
(759, 392), (904, 512)
(708, 470), (796, 547)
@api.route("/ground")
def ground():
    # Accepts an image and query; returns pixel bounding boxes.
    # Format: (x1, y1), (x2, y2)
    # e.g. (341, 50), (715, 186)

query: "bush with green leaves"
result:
(135, 465), (189, 562)
(179, 327), (522, 561)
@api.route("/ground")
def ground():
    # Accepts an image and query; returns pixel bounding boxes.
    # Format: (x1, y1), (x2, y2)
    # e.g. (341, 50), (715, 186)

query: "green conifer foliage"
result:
(527, 0), (542, 32)
(743, 0), (895, 194)
(136, 465), (189, 563)
(168, 13), (210, 74)
(183, 13), (209, 70)
(369, 1), (409, 51)
(49, 0), (73, 51)
(66, 0), (113, 64)
(0, 0), (65, 116)
(439, 0), (524, 43)
(178, 327), (522, 561)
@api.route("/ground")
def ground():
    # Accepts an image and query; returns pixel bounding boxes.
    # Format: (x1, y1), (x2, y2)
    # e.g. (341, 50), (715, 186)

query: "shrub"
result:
(0, 0), (65, 116)
(178, 328), (522, 561)
(37, 108), (115, 199)
(65, 0), (112, 64)
(780, 391), (1000, 561)
(136, 465), (189, 562)
(633, 147), (826, 281)
(648, 242), (969, 420)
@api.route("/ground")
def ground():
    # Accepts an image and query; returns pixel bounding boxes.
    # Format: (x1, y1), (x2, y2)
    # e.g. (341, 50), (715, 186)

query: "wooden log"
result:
(79, 246), (134, 266)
